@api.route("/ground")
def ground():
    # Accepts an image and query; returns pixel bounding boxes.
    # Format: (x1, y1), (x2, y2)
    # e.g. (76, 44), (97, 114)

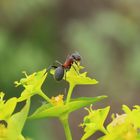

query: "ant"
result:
(47, 52), (81, 81)
(0, 120), (8, 128)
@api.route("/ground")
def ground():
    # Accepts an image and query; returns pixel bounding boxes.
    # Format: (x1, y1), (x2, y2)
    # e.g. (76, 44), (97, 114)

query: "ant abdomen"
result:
(54, 66), (64, 81)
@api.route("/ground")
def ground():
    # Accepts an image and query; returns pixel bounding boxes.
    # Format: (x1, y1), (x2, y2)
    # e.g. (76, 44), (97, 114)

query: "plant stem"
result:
(38, 90), (51, 103)
(100, 127), (108, 135)
(60, 115), (72, 140)
(66, 83), (75, 104)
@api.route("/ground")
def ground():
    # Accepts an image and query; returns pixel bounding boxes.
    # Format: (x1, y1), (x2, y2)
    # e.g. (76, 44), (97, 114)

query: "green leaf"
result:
(7, 99), (30, 140)
(68, 96), (107, 113)
(29, 96), (107, 119)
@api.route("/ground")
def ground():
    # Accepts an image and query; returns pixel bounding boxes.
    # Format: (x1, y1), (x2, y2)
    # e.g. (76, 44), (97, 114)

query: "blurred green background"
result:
(0, 0), (140, 139)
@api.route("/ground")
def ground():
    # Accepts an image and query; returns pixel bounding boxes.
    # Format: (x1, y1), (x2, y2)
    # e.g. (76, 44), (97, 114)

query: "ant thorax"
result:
(63, 56), (74, 68)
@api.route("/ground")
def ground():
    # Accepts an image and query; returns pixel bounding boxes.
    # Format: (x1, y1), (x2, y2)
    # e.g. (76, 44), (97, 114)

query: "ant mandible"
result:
(47, 52), (81, 81)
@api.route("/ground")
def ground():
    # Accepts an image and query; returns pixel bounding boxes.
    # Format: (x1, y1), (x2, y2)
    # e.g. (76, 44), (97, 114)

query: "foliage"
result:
(0, 62), (106, 140)
(1, 58), (140, 140)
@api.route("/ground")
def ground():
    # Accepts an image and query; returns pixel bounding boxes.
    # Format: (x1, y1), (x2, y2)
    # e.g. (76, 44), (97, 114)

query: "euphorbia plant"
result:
(14, 62), (106, 140)
(0, 59), (108, 140)
(1, 58), (139, 140)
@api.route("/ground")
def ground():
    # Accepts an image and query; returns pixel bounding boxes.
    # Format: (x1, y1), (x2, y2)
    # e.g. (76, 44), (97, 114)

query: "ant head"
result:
(71, 52), (81, 61)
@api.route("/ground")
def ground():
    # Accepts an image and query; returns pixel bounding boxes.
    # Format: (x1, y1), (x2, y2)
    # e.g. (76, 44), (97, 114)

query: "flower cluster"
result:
(81, 105), (140, 140)
(100, 105), (140, 140)
(51, 95), (64, 106)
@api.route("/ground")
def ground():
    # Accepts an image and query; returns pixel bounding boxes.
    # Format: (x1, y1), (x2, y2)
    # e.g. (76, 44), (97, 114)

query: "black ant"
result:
(0, 120), (8, 128)
(47, 52), (81, 81)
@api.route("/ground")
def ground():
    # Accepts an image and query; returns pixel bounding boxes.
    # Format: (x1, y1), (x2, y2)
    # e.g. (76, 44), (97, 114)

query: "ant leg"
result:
(64, 88), (67, 95)
(73, 60), (80, 69)
(47, 65), (57, 72)
(55, 60), (63, 65)
(66, 54), (70, 59)
(72, 65), (80, 75)
(64, 69), (67, 81)
(74, 60), (79, 66)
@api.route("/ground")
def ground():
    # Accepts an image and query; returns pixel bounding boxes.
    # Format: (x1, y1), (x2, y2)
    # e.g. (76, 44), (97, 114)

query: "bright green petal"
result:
(17, 90), (33, 102)
(15, 69), (48, 101)
(122, 105), (140, 129)
(65, 63), (98, 85)
(15, 69), (47, 90)
(66, 71), (98, 86)
(81, 106), (110, 140)
(81, 129), (96, 140)
(0, 97), (17, 120)
(122, 105), (131, 114)
(0, 92), (17, 120)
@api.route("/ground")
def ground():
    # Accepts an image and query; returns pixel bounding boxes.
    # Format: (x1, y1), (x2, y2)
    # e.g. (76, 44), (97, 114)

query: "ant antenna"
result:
(55, 60), (63, 65)
(47, 65), (57, 72)
(72, 65), (80, 75)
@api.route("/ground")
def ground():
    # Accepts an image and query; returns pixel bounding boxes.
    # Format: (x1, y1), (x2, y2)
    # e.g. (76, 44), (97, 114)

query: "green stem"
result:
(66, 83), (75, 104)
(38, 90), (51, 103)
(60, 115), (72, 140)
(100, 127), (108, 135)
(18, 135), (26, 140)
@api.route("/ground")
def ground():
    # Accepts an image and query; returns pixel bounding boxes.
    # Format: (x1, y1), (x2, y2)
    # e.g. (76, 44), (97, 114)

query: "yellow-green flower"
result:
(65, 64), (98, 86)
(0, 92), (30, 140)
(100, 105), (140, 140)
(50, 94), (64, 106)
(81, 105), (110, 140)
(107, 114), (127, 130)
(15, 69), (48, 102)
